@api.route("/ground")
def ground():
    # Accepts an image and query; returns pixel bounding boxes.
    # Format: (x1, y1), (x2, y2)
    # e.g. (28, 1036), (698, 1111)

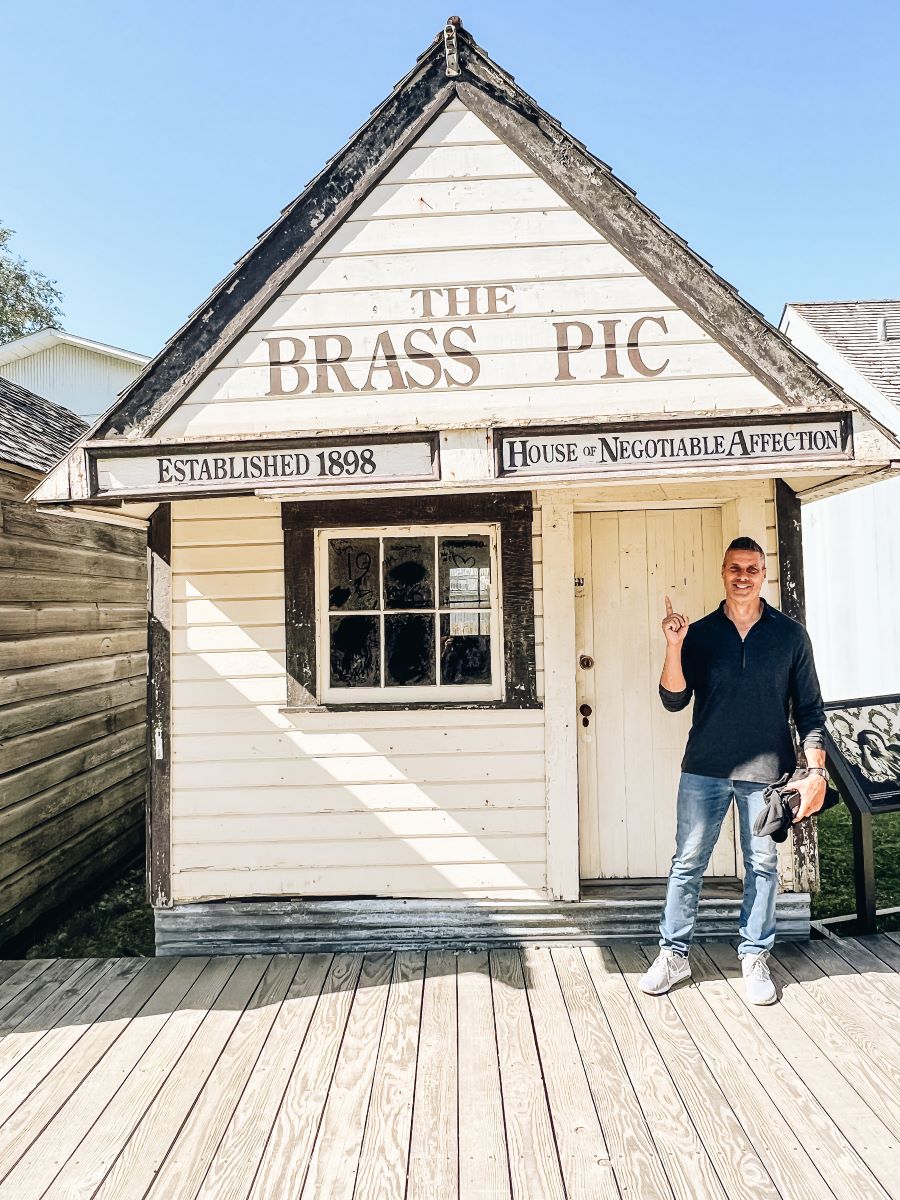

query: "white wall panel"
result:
(156, 101), (776, 442)
(169, 496), (548, 902)
(802, 475), (900, 700)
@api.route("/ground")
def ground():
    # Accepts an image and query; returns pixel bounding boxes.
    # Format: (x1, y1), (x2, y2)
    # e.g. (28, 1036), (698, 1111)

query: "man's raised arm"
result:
(659, 595), (692, 712)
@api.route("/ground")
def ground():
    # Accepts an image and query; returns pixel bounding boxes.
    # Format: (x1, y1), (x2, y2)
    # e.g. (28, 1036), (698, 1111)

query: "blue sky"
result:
(4, 0), (898, 357)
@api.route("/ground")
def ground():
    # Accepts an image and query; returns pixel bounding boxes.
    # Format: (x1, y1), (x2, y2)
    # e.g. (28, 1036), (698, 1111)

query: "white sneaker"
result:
(742, 951), (777, 1005)
(639, 948), (692, 994)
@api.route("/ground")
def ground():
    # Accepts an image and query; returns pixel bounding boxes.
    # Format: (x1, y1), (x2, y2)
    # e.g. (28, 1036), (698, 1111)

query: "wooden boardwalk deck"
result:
(0, 936), (899, 1199)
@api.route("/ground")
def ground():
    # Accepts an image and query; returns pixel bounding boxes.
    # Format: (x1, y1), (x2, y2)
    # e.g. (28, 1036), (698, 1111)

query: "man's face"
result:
(721, 549), (766, 604)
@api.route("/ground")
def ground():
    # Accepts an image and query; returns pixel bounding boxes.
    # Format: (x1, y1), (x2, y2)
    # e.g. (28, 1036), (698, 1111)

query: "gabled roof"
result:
(0, 328), (149, 368)
(0, 376), (87, 473)
(789, 301), (900, 409)
(86, 19), (860, 443)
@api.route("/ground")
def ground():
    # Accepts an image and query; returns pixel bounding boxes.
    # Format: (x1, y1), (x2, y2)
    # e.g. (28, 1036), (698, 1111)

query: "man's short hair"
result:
(725, 536), (765, 559)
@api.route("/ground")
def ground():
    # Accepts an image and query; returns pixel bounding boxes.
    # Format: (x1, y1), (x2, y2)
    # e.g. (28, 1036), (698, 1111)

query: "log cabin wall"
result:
(0, 465), (148, 943)
(167, 495), (546, 902)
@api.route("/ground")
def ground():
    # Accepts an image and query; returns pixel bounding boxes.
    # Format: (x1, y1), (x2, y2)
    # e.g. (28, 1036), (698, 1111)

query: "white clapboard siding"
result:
(162, 377), (774, 440)
(226, 309), (708, 366)
(802, 474), (900, 699)
(156, 101), (777, 441)
(169, 497), (548, 903)
(254, 276), (678, 332)
(169, 863), (547, 901)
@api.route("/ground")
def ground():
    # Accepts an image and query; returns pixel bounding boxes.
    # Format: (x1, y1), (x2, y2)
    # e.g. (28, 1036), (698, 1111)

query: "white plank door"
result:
(575, 508), (736, 879)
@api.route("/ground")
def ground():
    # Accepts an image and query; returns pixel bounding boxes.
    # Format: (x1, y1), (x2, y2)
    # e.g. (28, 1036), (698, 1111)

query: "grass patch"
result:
(11, 860), (155, 959)
(813, 802), (900, 931)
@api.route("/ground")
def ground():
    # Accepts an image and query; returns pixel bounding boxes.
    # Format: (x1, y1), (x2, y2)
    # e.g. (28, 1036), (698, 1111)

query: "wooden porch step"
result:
(155, 884), (810, 955)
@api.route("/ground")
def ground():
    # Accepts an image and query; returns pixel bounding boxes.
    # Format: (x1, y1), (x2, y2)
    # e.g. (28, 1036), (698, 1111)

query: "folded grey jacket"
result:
(659, 599), (826, 784)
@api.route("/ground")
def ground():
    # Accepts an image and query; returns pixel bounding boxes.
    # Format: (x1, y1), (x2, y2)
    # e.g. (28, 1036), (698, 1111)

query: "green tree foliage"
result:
(0, 222), (64, 344)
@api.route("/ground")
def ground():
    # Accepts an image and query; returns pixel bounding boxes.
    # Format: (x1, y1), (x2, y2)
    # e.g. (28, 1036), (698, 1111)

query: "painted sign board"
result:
(496, 416), (852, 478)
(824, 694), (900, 813)
(91, 435), (439, 497)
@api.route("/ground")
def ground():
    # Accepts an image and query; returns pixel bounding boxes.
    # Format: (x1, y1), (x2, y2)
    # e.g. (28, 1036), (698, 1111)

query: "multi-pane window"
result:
(316, 525), (502, 702)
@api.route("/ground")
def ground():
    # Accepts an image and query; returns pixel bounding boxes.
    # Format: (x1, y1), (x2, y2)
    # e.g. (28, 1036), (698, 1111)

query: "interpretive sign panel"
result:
(824, 694), (900, 813)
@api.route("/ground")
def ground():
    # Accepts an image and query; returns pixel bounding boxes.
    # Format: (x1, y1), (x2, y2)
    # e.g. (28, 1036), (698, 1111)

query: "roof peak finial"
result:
(443, 16), (462, 77)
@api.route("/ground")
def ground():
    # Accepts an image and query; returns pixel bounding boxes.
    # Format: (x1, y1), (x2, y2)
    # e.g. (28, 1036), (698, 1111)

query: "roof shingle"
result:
(792, 300), (900, 408)
(0, 376), (88, 473)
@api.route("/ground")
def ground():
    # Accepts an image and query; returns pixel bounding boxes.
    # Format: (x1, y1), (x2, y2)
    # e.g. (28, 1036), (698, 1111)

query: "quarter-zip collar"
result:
(716, 597), (771, 668)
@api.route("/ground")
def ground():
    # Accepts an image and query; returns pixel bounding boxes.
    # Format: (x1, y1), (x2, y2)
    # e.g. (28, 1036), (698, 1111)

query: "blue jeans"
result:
(659, 772), (779, 957)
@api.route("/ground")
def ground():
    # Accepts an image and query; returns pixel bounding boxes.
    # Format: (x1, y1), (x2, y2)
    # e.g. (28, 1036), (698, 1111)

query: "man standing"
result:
(639, 536), (828, 1004)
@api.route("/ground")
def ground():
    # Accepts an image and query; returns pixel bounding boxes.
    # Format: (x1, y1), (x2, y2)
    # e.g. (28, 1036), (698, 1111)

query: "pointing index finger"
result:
(664, 595), (673, 616)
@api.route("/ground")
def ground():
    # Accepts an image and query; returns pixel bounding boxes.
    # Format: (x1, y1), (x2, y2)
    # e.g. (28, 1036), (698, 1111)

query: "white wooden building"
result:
(34, 20), (900, 952)
(0, 329), (149, 423)
(780, 301), (900, 701)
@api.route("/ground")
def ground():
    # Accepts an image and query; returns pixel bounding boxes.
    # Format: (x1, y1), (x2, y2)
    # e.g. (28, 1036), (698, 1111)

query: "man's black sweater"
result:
(659, 599), (826, 784)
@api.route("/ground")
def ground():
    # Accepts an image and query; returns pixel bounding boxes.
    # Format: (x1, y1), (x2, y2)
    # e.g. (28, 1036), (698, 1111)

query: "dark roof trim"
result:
(457, 51), (848, 410)
(94, 23), (854, 443)
(95, 35), (455, 439)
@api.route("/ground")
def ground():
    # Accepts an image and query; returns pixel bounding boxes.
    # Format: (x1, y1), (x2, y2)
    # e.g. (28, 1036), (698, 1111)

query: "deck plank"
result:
(0, 959), (113, 1083)
(246, 954), (363, 1200)
(142, 956), (301, 1200)
(853, 934), (900, 972)
(194, 953), (334, 1200)
(611, 946), (778, 1199)
(633, 945), (850, 1200)
(354, 951), (425, 1200)
(297, 952), (394, 1200)
(0, 962), (27, 990)
(805, 936), (900, 1005)
(457, 950), (511, 1200)
(39, 956), (236, 1200)
(92, 955), (272, 1200)
(521, 947), (619, 1200)
(773, 943), (900, 1076)
(761, 950), (900, 1140)
(699, 944), (900, 1199)
(0, 958), (94, 1034)
(552, 946), (673, 1200)
(0, 959), (56, 1018)
(0, 959), (140, 1120)
(581, 946), (727, 1200)
(0, 944), (896, 1200)
(0, 958), (207, 1199)
(490, 948), (567, 1200)
(406, 950), (458, 1200)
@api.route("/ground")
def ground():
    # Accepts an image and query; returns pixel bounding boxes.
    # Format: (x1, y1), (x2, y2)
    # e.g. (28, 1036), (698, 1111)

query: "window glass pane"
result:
(439, 536), (491, 607)
(385, 613), (436, 687)
(330, 615), (380, 687)
(328, 538), (379, 611)
(440, 612), (491, 685)
(383, 536), (435, 610)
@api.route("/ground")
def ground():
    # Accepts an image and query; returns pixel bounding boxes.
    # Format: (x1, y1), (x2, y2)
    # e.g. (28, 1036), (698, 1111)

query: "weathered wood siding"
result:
(169, 496), (547, 901)
(0, 467), (147, 942)
(157, 98), (779, 442)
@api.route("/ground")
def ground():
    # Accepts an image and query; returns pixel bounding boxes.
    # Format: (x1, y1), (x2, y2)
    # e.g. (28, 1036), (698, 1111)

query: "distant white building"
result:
(781, 301), (900, 701)
(0, 329), (148, 424)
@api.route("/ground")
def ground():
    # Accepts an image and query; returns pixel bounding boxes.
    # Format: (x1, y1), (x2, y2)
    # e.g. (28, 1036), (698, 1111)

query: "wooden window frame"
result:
(317, 522), (503, 704)
(282, 492), (540, 711)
